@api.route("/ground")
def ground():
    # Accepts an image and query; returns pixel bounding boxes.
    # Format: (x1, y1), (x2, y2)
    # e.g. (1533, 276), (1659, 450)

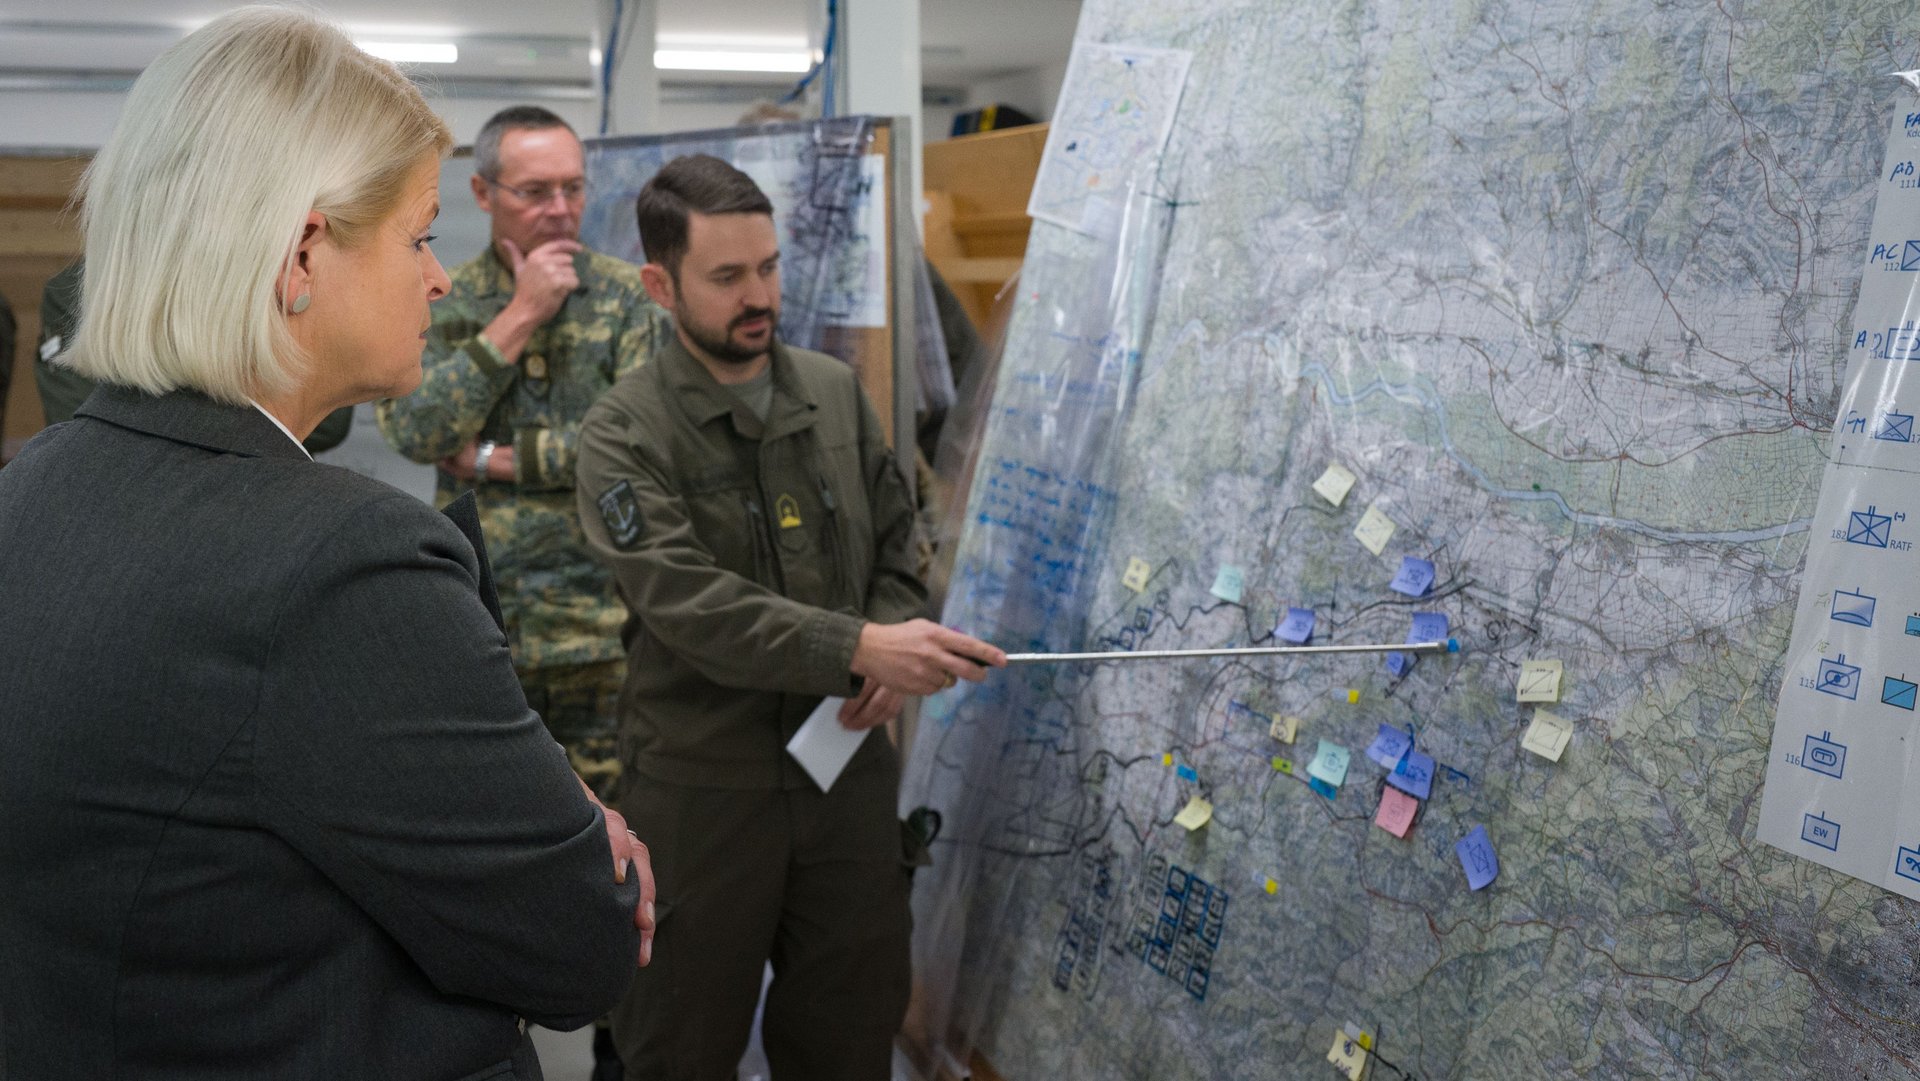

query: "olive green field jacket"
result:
(576, 333), (926, 789)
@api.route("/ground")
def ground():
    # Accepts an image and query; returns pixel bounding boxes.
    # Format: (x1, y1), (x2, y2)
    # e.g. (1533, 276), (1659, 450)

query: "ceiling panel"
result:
(0, 0), (1081, 89)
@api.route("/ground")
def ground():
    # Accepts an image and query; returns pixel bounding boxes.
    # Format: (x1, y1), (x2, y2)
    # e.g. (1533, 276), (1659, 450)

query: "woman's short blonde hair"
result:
(66, 5), (454, 404)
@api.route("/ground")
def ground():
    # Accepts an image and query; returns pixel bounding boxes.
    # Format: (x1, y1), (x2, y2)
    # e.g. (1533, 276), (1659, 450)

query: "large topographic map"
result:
(902, 1), (1920, 1078)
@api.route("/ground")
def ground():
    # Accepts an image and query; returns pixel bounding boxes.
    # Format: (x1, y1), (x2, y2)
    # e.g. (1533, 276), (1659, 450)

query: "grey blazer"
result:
(0, 387), (640, 1080)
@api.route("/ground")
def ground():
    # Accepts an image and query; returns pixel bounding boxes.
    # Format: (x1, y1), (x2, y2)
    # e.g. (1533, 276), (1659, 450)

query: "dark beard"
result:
(683, 306), (777, 365)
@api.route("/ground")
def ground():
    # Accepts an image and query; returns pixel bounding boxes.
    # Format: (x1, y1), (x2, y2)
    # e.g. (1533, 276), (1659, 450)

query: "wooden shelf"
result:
(922, 124), (1048, 333)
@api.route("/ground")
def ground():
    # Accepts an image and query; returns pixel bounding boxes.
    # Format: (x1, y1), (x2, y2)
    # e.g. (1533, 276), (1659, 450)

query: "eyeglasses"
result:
(482, 176), (588, 205)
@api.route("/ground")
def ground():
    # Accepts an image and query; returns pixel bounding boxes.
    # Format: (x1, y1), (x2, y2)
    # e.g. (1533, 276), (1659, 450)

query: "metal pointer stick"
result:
(1003, 638), (1462, 665)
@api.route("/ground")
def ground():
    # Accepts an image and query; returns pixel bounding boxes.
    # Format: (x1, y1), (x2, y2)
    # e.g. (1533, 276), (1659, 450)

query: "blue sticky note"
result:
(1389, 556), (1436, 597)
(1385, 750), (1434, 801)
(1366, 724), (1413, 770)
(1408, 612), (1449, 644)
(1308, 777), (1339, 801)
(1176, 764), (1198, 782)
(1385, 650), (1412, 677)
(1276, 607), (1315, 644)
(1455, 825), (1499, 890)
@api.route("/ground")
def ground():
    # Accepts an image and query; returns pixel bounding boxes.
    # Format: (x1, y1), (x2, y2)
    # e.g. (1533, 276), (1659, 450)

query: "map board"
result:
(901, 1), (1920, 1078)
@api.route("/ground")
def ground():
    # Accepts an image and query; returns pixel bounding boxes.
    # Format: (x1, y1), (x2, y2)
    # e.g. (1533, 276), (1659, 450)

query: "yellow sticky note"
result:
(1347, 689), (1361, 704)
(1269, 715), (1299, 743)
(1162, 752), (1174, 766)
(1264, 877), (1279, 895)
(1313, 463), (1358, 507)
(1272, 756), (1292, 774)
(1353, 502), (1397, 555)
(1122, 557), (1152, 593)
(1517, 659), (1564, 703)
(1327, 1032), (1370, 1080)
(1522, 708), (1573, 761)
(1174, 796), (1213, 831)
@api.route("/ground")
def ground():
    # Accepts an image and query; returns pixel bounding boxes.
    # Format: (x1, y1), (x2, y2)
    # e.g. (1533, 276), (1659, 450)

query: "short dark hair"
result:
(635, 154), (775, 277)
(474, 105), (575, 179)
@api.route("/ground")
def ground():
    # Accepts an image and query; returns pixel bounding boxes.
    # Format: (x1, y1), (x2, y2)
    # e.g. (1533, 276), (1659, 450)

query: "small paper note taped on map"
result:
(1386, 750), (1435, 801)
(1375, 786), (1418, 838)
(1176, 763), (1198, 782)
(1313, 463), (1358, 507)
(1389, 556), (1436, 597)
(1211, 564), (1245, 603)
(1269, 714), (1298, 743)
(1272, 756), (1292, 774)
(1366, 723), (1414, 769)
(1456, 824), (1500, 890)
(1353, 503), (1398, 555)
(1521, 709), (1573, 761)
(1174, 795), (1213, 831)
(1275, 606), (1315, 643)
(1308, 740), (1351, 787)
(1326, 1032), (1370, 1080)
(1517, 659), (1564, 703)
(1122, 557), (1152, 593)
(1409, 611), (1450, 643)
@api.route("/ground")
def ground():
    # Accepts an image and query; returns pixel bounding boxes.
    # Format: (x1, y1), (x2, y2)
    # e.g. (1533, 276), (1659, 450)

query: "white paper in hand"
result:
(786, 696), (871, 792)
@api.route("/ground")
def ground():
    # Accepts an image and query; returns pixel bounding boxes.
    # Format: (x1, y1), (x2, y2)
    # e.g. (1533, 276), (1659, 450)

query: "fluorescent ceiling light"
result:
(357, 41), (458, 64)
(654, 49), (810, 73)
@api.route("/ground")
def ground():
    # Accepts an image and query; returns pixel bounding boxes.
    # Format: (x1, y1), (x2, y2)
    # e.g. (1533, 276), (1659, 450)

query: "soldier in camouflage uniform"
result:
(377, 107), (668, 808)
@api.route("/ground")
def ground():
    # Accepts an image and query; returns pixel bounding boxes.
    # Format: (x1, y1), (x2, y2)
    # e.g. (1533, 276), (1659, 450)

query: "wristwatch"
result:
(473, 440), (496, 487)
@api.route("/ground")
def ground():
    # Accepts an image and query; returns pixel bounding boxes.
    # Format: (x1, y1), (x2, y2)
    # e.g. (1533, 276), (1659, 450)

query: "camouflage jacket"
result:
(377, 244), (670, 673)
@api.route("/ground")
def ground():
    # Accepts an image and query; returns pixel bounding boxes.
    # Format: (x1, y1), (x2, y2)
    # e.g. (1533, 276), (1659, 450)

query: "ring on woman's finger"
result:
(943, 673), (957, 689)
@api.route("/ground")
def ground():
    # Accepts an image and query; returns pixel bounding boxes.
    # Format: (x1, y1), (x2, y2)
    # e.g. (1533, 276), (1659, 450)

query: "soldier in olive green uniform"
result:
(377, 108), (668, 811)
(576, 155), (1006, 1081)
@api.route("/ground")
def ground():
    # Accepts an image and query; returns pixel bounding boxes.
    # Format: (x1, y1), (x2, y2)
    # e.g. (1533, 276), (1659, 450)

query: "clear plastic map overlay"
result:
(902, 2), (1920, 1078)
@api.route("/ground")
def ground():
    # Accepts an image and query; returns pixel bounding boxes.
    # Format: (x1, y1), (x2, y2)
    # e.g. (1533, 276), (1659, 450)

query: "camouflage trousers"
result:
(519, 658), (626, 804)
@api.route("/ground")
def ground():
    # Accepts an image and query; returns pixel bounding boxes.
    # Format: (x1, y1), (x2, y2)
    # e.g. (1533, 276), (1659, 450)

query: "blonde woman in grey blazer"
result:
(0, 9), (654, 1079)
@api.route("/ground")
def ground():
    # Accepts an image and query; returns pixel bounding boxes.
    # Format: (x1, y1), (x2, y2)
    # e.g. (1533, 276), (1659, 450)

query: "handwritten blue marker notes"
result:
(1389, 556), (1436, 597)
(1275, 606), (1315, 644)
(1385, 749), (1434, 801)
(1307, 740), (1351, 789)
(1211, 564), (1245, 604)
(1387, 612), (1449, 675)
(1365, 724), (1414, 770)
(1455, 825), (1500, 890)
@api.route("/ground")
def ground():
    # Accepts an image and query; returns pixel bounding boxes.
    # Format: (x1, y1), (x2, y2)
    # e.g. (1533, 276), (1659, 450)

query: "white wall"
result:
(0, 88), (951, 153)
(967, 58), (1069, 123)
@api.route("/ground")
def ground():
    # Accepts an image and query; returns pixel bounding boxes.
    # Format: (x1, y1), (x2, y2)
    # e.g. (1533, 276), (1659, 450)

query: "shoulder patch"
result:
(597, 479), (644, 550)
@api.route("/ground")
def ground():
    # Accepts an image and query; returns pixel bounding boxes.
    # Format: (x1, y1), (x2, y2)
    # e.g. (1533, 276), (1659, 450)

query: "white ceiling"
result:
(0, 0), (1084, 88)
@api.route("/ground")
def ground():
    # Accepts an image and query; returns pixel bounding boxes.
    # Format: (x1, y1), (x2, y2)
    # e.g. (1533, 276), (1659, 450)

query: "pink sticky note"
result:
(1374, 787), (1418, 838)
